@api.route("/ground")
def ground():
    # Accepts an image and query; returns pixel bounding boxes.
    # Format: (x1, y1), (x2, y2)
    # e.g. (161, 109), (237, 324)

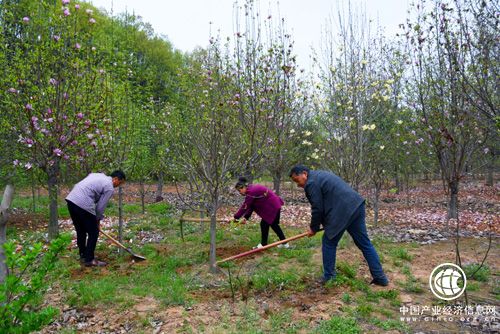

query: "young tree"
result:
(405, 0), (490, 219)
(169, 44), (244, 272)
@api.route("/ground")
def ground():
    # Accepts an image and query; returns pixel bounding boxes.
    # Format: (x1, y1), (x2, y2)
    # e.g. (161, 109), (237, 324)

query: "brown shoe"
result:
(84, 259), (107, 267)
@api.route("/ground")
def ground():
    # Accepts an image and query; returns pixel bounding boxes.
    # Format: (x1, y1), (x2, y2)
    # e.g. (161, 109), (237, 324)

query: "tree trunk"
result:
(448, 179), (459, 219)
(140, 181), (145, 214)
(155, 171), (164, 202)
(209, 210), (217, 273)
(394, 166), (401, 193)
(0, 184), (15, 284)
(31, 172), (36, 212)
(273, 172), (281, 196)
(118, 186), (123, 252)
(373, 185), (380, 226)
(47, 164), (60, 240)
(485, 153), (494, 186)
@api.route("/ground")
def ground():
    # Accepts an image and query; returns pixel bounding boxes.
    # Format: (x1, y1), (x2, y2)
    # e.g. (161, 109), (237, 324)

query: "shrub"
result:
(0, 234), (71, 334)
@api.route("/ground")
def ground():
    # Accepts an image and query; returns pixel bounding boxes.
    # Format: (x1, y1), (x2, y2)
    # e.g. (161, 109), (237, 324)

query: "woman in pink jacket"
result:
(233, 177), (288, 249)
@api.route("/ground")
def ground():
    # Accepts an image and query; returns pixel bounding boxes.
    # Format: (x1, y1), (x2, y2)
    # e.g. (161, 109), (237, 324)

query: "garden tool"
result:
(217, 229), (323, 264)
(99, 228), (146, 261)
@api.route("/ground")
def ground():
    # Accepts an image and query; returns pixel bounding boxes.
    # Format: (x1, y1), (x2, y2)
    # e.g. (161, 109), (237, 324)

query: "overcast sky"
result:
(87, 0), (410, 69)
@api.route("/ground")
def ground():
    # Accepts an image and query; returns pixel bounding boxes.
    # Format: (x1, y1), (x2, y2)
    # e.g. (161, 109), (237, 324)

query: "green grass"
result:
(371, 317), (410, 332)
(342, 293), (352, 304)
(463, 263), (491, 282)
(314, 316), (361, 334)
(389, 247), (413, 261)
(466, 281), (480, 292)
(337, 261), (357, 279)
(400, 265), (424, 293)
(251, 268), (302, 291)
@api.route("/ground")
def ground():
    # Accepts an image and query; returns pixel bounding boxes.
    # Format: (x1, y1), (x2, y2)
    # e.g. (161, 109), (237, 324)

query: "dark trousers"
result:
(66, 200), (99, 262)
(260, 210), (286, 246)
(322, 203), (386, 282)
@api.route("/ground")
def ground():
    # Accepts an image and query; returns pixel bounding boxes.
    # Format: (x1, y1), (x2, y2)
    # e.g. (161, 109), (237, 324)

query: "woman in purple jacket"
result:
(233, 177), (288, 249)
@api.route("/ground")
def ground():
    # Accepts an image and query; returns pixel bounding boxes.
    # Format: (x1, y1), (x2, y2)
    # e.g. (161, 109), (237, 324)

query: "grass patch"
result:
(337, 261), (357, 279)
(400, 265), (423, 293)
(252, 269), (302, 291)
(466, 281), (480, 292)
(389, 247), (413, 261)
(371, 317), (410, 332)
(463, 263), (491, 282)
(314, 316), (361, 334)
(342, 293), (351, 304)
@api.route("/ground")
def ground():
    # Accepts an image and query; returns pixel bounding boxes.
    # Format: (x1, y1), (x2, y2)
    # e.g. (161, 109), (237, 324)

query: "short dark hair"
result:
(235, 176), (249, 189)
(111, 170), (126, 180)
(289, 165), (310, 177)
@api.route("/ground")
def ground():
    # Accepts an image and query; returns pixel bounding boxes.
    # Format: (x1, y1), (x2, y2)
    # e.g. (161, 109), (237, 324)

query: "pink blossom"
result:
(89, 18), (96, 24)
(7, 88), (18, 94)
(74, 4), (80, 10)
(484, 147), (490, 154)
(84, 120), (91, 126)
(47, 117), (54, 123)
(53, 35), (61, 42)
(41, 129), (49, 135)
(25, 104), (33, 111)
(85, 9), (93, 15)
(70, 140), (78, 146)
(63, 8), (70, 16)
(25, 162), (32, 170)
(59, 135), (66, 142)
(62, 0), (70, 4)
(49, 78), (58, 85)
(75, 43), (81, 49)
(23, 17), (30, 23)
(46, 108), (53, 115)
(63, 93), (69, 99)
(53, 148), (63, 156)
(63, 115), (67, 120)
(63, 154), (70, 160)
(31, 116), (38, 123)
(48, 160), (55, 167)
(77, 112), (83, 119)
(13, 160), (20, 166)
(90, 140), (97, 147)
(87, 133), (94, 139)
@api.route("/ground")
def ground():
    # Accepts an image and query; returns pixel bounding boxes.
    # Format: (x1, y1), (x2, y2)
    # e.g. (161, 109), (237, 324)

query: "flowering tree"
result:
(405, 0), (491, 219)
(168, 44), (245, 272)
(3, 1), (111, 238)
(315, 3), (396, 191)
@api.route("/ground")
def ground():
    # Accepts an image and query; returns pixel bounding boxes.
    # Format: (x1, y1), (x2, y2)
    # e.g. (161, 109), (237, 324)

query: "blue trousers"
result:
(321, 203), (387, 282)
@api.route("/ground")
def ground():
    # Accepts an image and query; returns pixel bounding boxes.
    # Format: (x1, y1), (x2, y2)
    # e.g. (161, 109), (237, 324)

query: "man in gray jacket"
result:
(290, 165), (388, 286)
(66, 170), (126, 267)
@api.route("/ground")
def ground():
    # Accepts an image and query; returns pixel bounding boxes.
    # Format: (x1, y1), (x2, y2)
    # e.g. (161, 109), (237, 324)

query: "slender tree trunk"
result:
(485, 152), (494, 186)
(209, 206), (218, 273)
(0, 184), (15, 284)
(448, 179), (459, 219)
(140, 180), (145, 214)
(155, 171), (164, 202)
(394, 169), (401, 194)
(47, 163), (60, 240)
(273, 172), (282, 196)
(373, 184), (381, 226)
(118, 186), (123, 252)
(31, 172), (36, 213)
